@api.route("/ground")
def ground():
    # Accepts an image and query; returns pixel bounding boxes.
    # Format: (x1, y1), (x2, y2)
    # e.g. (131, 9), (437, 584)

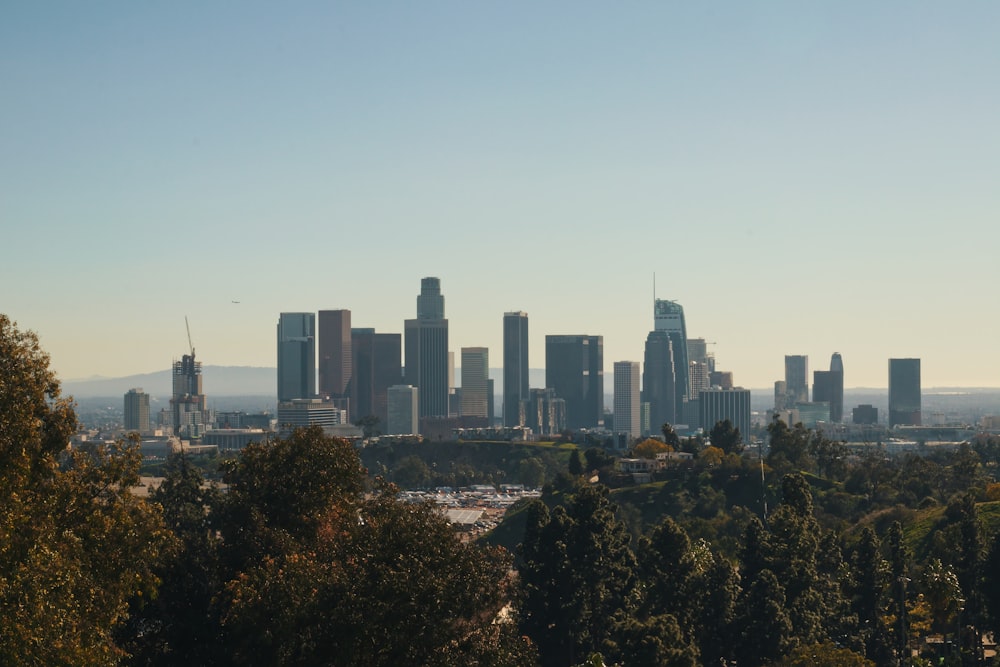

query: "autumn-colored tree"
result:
(0, 315), (168, 665)
(634, 438), (670, 459)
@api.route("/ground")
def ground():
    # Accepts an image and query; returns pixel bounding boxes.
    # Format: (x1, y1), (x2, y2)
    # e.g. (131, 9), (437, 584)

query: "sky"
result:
(2, 2), (999, 389)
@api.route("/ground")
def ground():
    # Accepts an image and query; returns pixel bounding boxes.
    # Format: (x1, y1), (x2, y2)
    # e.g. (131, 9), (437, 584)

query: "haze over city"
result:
(3, 3), (999, 388)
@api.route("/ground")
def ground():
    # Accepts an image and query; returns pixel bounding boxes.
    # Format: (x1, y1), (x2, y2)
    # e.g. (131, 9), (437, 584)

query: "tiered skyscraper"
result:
(653, 299), (688, 420)
(277, 313), (316, 401)
(889, 358), (921, 427)
(545, 334), (603, 430)
(503, 311), (529, 427)
(404, 277), (449, 420)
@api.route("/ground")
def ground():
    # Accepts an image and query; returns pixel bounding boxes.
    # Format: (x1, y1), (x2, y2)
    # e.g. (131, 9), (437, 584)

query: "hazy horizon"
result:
(4, 3), (999, 388)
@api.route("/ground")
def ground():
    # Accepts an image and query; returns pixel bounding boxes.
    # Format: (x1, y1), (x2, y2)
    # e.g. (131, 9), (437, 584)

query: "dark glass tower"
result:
(276, 312), (315, 402)
(545, 335), (603, 430)
(642, 330), (676, 431)
(351, 328), (402, 427)
(503, 311), (529, 427)
(318, 309), (352, 411)
(889, 358), (921, 427)
(654, 299), (688, 419)
(784, 355), (809, 404)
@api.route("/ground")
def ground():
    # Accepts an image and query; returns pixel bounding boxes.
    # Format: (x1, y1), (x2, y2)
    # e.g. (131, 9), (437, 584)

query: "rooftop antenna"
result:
(185, 316), (195, 358)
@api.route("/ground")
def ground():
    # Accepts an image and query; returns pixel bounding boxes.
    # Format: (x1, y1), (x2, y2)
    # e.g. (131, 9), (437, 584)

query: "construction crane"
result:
(185, 316), (195, 358)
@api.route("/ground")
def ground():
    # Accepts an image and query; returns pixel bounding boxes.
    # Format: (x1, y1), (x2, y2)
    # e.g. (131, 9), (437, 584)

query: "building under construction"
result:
(170, 318), (208, 438)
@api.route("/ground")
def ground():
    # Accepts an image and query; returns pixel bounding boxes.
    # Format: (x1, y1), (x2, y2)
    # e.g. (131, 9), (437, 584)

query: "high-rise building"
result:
(503, 311), (529, 427)
(171, 351), (207, 437)
(521, 388), (567, 436)
(123, 388), (150, 435)
(889, 358), (921, 427)
(642, 330), (676, 431)
(386, 385), (419, 435)
(774, 380), (788, 411)
(460, 347), (489, 418)
(710, 371), (734, 389)
(784, 355), (809, 404)
(853, 404), (878, 425)
(277, 313), (316, 402)
(318, 309), (352, 411)
(613, 361), (641, 441)
(351, 328), (402, 428)
(276, 398), (344, 435)
(545, 335), (603, 430)
(405, 278), (449, 420)
(699, 388), (751, 442)
(689, 361), (710, 398)
(654, 299), (688, 418)
(829, 353), (844, 423)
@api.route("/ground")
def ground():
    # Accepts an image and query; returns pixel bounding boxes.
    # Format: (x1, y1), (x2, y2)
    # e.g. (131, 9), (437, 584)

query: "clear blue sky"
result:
(3, 2), (999, 389)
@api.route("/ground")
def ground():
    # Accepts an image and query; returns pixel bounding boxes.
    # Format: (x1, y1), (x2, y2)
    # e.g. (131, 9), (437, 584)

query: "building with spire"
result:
(405, 277), (449, 421)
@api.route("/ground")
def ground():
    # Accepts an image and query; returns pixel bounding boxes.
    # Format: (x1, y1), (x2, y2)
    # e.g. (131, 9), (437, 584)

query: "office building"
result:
(889, 358), (921, 427)
(689, 361), (710, 398)
(503, 311), (529, 427)
(351, 328), (402, 427)
(277, 313), (316, 402)
(123, 388), (150, 435)
(785, 355), (809, 404)
(460, 347), (489, 418)
(829, 353), (844, 423)
(795, 401), (831, 428)
(613, 361), (641, 441)
(710, 371), (734, 389)
(521, 388), (567, 436)
(318, 309), (352, 412)
(699, 388), (751, 442)
(404, 278), (449, 420)
(654, 299), (688, 417)
(276, 398), (344, 434)
(853, 404), (879, 425)
(545, 335), (603, 430)
(774, 380), (788, 411)
(642, 330), (676, 431)
(386, 385), (419, 435)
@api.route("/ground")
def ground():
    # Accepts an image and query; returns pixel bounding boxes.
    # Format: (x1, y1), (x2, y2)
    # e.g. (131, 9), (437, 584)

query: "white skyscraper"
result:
(614, 361), (641, 442)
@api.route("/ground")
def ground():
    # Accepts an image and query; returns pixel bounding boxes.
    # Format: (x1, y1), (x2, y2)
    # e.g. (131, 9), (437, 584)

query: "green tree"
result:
(709, 419), (743, 455)
(767, 417), (814, 471)
(568, 448), (583, 476)
(518, 456), (546, 489)
(0, 315), (168, 665)
(660, 423), (680, 449)
(850, 527), (893, 664)
(773, 642), (874, 666)
(519, 486), (636, 667)
(735, 569), (793, 667)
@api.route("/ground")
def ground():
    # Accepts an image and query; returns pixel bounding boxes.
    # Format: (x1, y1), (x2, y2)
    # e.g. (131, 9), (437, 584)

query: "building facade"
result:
(503, 311), (529, 427)
(784, 355), (809, 404)
(171, 352), (207, 438)
(889, 358), (921, 427)
(654, 299), (688, 418)
(318, 309), (352, 412)
(404, 278), (449, 421)
(277, 312), (316, 402)
(613, 361), (641, 442)
(460, 347), (490, 418)
(545, 334), (603, 430)
(124, 388), (150, 435)
(642, 330), (676, 433)
(699, 388), (751, 442)
(386, 384), (419, 435)
(351, 328), (402, 428)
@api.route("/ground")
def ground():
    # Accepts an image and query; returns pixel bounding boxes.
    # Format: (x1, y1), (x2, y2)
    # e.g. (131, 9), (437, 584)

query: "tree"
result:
(634, 438), (669, 459)
(518, 456), (546, 489)
(709, 419), (743, 455)
(735, 569), (793, 667)
(767, 417), (814, 471)
(353, 414), (382, 439)
(773, 642), (873, 667)
(568, 449), (583, 476)
(0, 315), (168, 665)
(519, 486), (636, 667)
(660, 423), (680, 450)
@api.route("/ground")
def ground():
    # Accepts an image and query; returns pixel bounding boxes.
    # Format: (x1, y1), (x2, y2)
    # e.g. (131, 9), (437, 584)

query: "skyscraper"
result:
(404, 278), (449, 420)
(503, 311), (529, 427)
(829, 352), (844, 423)
(386, 385), (419, 435)
(699, 388), (751, 442)
(277, 313), (316, 402)
(642, 330), (676, 431)
(545, 334), (603, 430)
(614, 361), (641, 441)
(460, 347), (489, 418)
(124, 388), (150, 435)
(784, 355), (809, 404)
(889, 358), (921, 427)
(318, 309), (352, 410)
(351, 328), (402, 428)
(654, 299), (688, 419)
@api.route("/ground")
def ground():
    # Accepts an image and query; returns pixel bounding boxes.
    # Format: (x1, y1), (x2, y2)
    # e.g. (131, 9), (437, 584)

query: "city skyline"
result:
(4, 4), (1000, 389)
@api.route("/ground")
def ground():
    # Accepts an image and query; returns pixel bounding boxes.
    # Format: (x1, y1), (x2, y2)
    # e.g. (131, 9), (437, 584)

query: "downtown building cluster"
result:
(272, 277), (753, 443)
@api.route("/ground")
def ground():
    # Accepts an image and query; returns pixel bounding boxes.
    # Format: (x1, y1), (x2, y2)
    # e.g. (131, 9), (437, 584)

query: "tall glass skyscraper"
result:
(503, 311), (529, 427)
(654, 299), (688, 420)
(889, 358), (921, 427)
(277, 312), (316, 402)
(405, 277), (449, 420)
